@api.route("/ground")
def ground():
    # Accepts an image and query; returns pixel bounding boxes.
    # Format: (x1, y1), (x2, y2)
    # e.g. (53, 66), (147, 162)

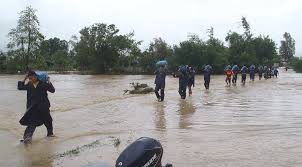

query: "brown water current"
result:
(0, 69), (302, 167)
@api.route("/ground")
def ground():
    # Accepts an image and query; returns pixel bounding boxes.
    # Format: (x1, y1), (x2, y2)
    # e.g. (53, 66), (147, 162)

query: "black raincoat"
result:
(18, 81), (55, 126)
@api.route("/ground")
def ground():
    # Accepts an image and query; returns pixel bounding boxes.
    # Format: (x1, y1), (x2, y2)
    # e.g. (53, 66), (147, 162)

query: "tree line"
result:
(0, 6), (298, 74)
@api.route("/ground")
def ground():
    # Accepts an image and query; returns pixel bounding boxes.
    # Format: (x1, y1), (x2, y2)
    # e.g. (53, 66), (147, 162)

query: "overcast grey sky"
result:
(0, 0), (301, 55)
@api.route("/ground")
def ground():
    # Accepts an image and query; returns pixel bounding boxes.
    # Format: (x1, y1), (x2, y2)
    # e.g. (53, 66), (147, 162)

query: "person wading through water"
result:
(154, 65), (167, 102)
(273, 67), (279, 78)
(231, 64), (240, 85)
(18, 70), (55, 144)
(203, 64), (212, 90)
(240, 65), (248, 85)
(258, 65), (264, 80)
(173, 65), (189, 99)
(224, 65), (232, 86)
(187, 66), (195, 96)
(249, 64), (256, 81)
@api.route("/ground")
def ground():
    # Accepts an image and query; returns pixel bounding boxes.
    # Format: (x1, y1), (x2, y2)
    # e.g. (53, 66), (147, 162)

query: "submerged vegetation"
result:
(124, 82), (154, 94)
(0, 6), (297, 74)
(53, 136), (121, 160)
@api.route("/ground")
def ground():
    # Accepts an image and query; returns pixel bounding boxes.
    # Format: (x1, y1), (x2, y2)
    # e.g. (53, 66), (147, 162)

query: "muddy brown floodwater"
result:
(1, 69), (302, 167)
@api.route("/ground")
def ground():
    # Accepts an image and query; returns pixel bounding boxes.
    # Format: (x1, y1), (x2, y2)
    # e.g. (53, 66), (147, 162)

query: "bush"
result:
(293, 59), (302, 73)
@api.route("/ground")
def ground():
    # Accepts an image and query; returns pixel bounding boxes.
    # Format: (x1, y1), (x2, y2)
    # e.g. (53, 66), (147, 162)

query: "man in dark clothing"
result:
(174, 66), (189, 99)
(232, 64), (240, 85)
(203, 65), (212, 89)
(273, 68), (279, 78)
(154, 65), (167, 102)
(18, 71), (55, 144)
(263, 66), (268, 79)
(187, 66), (195, 96)
(258, 65), (263, 80)
(249, 65), (256, 81)
(267, 67), (272, 79)
(241, 65), (248, 85)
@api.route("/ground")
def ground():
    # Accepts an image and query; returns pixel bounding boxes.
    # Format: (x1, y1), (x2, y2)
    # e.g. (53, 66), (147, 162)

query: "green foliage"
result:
(252, 35), (277, 65)
(279, 32), (295, 62)
(7, 6), (44, 70)
(2, 11), (292, 74)
(138, 38), (173, 73)
(29, 54), (48, 70)
(40, 37), (69, 68)
(74, 23), (141, 73)
(205, 37), (229, 73)
(52, 50), (72, 71)
(292, 58), (302, 73)
(0, 51), (6, 72)
(173, 35), (204, 68)
(171, 30), (229, 74)
(225, 18), (277, 67)
(38, 37), (73, 71)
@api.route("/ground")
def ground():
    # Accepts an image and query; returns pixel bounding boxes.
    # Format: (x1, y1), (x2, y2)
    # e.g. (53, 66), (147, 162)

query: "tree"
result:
(5, 50), (24, 72)
(205, 29), (229, 73)
(225, 31), (246, 64)
(40, 37), (69, 68)
(252, 35), (277, 65)
(279, 32), (295, 62)
(173, 35), (205, 68)
(148, 38), (172, 60)
(7, 6), (44, 71)
(225, 17), (277, 66)
(0, 51), (7, 72)
(139, 38), (173, 73)
(52, 50), (71, 71)
(241, 17), (252, 40)
(173, 30), (229, 74)
(74, 23), (141, 73)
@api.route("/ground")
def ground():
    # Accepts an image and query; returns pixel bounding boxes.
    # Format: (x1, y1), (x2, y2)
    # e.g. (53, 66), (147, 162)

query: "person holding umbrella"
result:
(18, 70), (55, 144)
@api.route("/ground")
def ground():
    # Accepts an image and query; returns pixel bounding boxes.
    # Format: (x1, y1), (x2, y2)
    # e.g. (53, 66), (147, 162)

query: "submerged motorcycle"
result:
(86, 137), (172, 167)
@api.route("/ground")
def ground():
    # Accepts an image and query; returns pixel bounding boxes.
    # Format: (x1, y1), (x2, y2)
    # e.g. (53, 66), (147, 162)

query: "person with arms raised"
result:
(18, 70), (55, 144)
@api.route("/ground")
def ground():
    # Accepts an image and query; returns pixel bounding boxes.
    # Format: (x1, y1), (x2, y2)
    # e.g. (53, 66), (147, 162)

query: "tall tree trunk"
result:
(21, 37), (25, 68)
(26, 30), (31, 71)
(26, 14), (31, 71)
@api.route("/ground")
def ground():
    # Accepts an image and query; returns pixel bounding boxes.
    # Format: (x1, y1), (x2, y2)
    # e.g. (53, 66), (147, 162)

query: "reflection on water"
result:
(1, 70), (302, 167)
(178, 99), (196, 129)
(154, 103), (167, 130)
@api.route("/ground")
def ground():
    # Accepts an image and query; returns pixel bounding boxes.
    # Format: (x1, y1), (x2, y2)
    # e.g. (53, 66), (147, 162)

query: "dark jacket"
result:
(241, 66), (248, 74)
(188, 70), (195, 87)
(174, 71), (189, 87)
(204, 65), (212, 80)
(179, 73), (189, 87)
(18, 81), (55, 126)
(154, 67), (167, 87)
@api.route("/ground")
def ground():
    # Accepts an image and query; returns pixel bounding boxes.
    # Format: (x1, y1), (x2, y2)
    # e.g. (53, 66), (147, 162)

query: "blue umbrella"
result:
(156, 60), (168, 66)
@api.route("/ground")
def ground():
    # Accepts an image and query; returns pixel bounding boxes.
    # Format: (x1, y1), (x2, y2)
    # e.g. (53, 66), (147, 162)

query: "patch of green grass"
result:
(53, 140), (100, 159)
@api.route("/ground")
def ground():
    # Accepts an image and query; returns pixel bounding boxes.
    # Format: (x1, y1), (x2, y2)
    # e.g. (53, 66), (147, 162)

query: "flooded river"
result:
(1, 69), (302, 167)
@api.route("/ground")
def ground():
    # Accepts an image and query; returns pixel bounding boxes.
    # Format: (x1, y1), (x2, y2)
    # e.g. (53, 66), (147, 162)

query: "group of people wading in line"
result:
(224, 64), (279, 86)
(16, 66), (279, 143)
(154, 63), (279, 102)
